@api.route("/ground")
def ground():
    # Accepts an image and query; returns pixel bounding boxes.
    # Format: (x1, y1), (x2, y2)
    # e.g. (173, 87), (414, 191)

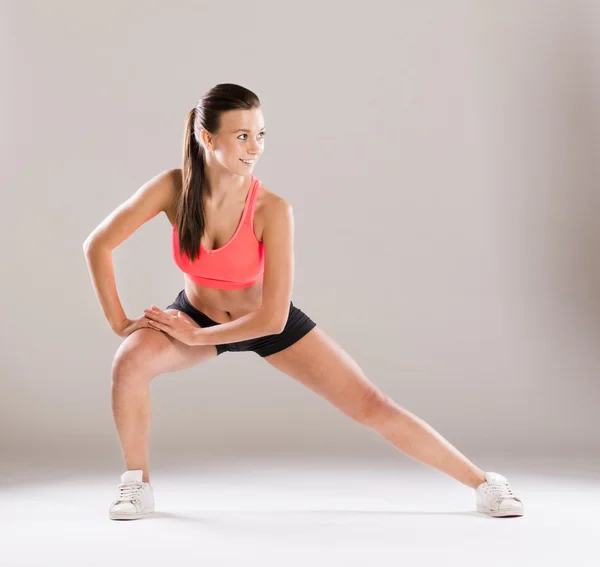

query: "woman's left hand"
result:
(143, 306), (199, 346)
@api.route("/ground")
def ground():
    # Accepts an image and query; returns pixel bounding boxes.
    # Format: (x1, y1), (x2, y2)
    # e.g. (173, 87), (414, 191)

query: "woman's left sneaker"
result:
(475, 472), (524, 517)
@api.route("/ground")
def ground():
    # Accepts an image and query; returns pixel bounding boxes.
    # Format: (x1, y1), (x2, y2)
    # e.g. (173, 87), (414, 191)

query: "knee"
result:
(112, 331), (167, 386)
(352, 390), (395, 427)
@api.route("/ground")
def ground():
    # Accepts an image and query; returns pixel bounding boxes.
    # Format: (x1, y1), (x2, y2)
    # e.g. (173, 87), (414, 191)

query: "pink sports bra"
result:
(171, 176), (264, 290)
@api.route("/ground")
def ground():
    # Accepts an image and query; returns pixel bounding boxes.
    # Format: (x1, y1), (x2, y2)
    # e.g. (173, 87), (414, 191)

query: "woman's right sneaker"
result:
(109, 470), (155, 520)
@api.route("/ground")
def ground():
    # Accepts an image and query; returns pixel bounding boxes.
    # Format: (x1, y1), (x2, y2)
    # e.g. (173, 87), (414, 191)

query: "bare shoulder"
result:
(254, 183), (292, 242)
(164, 168), (183, 224)
(169, 167), (182, 188)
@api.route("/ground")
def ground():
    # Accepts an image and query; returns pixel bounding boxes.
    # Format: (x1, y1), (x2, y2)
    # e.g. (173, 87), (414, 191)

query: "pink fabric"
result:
(171, 176), (264, 290)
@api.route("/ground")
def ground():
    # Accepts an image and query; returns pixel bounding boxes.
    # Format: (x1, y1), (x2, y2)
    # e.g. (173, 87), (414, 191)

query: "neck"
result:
(202, 161), (251, 206)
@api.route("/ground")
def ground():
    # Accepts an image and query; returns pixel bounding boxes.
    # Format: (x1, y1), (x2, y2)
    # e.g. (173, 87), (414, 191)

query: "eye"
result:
(238, 131), (266, 140)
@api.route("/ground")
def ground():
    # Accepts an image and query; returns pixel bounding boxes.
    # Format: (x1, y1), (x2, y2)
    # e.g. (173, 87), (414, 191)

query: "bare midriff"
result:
(183, 279), (263, 323)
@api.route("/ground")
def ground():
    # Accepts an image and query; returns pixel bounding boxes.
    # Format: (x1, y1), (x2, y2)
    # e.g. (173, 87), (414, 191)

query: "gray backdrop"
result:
(2, 0), (599, 468)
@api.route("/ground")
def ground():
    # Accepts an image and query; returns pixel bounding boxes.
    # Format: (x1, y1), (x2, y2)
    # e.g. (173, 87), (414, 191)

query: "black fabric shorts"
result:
(165, 289), (317, 357)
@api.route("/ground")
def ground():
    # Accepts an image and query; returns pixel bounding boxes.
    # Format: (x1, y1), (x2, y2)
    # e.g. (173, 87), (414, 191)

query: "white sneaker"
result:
(475, 472), (524, 517)
(109, 470), (155, 520)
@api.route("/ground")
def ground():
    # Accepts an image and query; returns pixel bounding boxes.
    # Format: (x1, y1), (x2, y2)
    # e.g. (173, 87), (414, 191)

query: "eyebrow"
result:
(235, 127), (266, 132)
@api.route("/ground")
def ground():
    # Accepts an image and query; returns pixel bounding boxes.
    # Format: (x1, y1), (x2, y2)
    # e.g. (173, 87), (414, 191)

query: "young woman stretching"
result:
(83, 83), (524, 521)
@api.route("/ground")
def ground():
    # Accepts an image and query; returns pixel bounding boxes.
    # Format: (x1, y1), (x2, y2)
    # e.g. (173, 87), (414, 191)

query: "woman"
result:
(83, 83), (524, 521)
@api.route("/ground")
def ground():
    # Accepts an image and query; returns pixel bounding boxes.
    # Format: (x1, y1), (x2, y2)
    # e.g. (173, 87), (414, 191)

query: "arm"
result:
(83, 169), (179, 334)
(191, 198), (295, 346)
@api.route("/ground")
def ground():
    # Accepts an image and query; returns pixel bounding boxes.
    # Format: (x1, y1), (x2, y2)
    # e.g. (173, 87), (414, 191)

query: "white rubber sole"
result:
(477, 505), (524, 517)
(109, 504), (155, 520)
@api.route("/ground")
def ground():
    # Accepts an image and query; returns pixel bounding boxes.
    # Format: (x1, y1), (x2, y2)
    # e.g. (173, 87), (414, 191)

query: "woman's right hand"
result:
(113, 315), (153, 338)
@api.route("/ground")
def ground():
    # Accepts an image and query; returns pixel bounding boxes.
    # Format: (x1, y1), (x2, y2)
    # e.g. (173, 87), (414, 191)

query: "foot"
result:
(109, 470), (155, 520)
(475, 472), (524, 517)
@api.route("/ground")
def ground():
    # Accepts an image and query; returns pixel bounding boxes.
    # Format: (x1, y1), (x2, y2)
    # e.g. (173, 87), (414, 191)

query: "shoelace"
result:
(488, 482), (515, 502)
(116, 481), (143, 503)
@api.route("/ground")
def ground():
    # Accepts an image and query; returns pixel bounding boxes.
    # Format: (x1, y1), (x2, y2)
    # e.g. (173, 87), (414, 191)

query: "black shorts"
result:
(165, 289), (317, 357)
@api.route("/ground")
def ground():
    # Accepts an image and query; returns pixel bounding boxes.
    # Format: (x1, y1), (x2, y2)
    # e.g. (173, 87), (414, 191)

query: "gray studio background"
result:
(2, 0), (599, 471)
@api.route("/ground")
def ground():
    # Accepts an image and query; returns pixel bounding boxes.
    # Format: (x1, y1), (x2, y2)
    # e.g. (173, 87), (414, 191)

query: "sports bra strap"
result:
(246, 177), (261, 225)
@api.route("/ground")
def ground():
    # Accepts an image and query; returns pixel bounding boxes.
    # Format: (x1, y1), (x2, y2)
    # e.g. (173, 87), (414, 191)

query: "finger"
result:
(144, 309), (164, 320)
(148, 320), (166, 331)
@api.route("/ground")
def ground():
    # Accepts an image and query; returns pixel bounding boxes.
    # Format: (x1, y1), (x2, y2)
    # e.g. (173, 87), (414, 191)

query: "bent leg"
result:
(111, 310), (217, 482)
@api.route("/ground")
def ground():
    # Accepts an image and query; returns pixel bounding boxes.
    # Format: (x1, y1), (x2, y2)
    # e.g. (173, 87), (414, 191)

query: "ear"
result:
(200, 128), (212, 150)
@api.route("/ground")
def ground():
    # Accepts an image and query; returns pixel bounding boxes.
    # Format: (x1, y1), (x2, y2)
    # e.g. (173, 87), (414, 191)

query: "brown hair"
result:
(175, 83), (261, 261)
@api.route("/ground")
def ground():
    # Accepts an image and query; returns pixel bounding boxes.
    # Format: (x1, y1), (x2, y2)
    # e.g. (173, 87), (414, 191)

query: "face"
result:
(200, 107), (265, 174)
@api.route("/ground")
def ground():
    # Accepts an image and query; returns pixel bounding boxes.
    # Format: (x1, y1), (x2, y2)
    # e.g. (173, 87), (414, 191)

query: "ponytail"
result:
(176, 108), (206, 262)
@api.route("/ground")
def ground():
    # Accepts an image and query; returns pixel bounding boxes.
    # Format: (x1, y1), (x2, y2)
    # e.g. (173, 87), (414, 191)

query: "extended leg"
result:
(264, 327), (485, 489)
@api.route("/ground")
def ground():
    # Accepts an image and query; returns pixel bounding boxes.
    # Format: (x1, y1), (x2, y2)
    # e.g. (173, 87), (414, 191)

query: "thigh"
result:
(263, 326), (389, 418)
(113, 309), (217, 377)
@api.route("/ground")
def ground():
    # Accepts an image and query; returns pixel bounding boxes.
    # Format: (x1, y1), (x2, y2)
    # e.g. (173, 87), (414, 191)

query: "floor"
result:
(1, 455), (598, 566)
